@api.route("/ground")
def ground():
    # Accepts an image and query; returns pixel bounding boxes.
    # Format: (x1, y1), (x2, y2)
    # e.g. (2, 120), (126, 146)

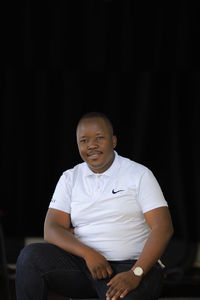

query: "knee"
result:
(16, 243), (42, 270)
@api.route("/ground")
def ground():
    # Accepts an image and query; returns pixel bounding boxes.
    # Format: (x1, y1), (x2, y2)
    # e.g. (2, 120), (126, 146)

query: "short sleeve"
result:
(49, 171), (73, 213)
(137, 169), (168, 213)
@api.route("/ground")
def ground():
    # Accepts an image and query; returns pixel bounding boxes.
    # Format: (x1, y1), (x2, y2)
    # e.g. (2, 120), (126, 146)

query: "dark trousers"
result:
(15, 243), (163, 300)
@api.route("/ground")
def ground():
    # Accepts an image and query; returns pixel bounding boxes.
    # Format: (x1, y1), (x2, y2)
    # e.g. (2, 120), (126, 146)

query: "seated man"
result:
(16, 111), (174, 300)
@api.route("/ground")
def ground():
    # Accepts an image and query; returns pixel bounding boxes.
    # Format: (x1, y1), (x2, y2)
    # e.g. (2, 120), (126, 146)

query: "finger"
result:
(107, 279), (112, 286)
(96, 268), (103, 279)
(108, 288), (123, 300)
(119, 289), (129, 298)
(107, 275), (116, 286)
(106, 265), (113, 277)
(106, 283), (120, 297)
(91, 270), (98, 280)
(101, 268), (110, 279)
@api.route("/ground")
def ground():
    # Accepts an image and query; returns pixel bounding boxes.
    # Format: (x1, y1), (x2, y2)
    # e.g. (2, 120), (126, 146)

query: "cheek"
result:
(77, 145), (84, 155)
(79, 147), (88, 159)
(79, 147), (85, 155)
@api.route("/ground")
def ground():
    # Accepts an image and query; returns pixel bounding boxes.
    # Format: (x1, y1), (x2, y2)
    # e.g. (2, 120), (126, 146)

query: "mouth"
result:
(87, 151), (102, 159)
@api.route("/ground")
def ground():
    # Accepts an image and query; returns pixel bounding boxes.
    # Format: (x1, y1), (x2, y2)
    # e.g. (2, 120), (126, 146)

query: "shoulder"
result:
(113, 154), (152, 188)
(118, 154), (149, 177)
(62, 161), (87, 184)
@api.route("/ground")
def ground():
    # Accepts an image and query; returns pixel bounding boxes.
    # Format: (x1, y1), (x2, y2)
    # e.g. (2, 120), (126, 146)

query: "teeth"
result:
(89, 153), (99, 157)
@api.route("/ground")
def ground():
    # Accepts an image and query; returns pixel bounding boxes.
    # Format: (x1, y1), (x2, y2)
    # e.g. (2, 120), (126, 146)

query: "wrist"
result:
(131, 266), (144, 277)
(128, 269), (143, 284)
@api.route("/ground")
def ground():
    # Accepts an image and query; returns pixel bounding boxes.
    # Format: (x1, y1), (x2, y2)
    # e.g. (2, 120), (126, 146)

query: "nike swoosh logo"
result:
(112, 189), (125, 194)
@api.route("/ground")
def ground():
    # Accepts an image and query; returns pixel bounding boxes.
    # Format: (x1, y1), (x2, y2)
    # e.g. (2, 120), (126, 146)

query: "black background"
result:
(2, 1), (200, 245)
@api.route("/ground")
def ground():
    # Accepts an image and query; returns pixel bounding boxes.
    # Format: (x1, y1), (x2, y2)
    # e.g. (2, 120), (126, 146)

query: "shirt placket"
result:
(94, 174), (103, 199)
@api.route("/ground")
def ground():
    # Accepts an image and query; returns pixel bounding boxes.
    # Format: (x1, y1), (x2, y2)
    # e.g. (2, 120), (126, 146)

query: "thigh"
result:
(17, 242), (97, 298)
(128, 265), (163, 300)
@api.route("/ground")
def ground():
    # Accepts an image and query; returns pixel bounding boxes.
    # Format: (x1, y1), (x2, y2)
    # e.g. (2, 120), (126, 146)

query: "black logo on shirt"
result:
(112, 189), (124, 194)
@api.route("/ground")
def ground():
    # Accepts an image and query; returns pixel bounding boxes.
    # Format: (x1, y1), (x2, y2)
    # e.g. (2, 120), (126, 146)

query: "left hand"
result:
(106, 270), (142, 300)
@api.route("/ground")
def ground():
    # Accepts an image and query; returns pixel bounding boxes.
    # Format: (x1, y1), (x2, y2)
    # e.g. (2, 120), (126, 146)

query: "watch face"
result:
(133, 266), (144, 276)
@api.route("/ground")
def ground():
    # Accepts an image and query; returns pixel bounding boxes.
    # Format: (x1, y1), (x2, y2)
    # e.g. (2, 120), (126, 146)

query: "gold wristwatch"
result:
(132, 266), (144, 277)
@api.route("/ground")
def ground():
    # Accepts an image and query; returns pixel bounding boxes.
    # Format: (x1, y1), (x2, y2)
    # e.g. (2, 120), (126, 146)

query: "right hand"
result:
(84, 248), (113, 280)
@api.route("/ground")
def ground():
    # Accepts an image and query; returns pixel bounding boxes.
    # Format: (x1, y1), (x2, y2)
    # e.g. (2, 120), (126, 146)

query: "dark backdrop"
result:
(2, 2), (200, 245)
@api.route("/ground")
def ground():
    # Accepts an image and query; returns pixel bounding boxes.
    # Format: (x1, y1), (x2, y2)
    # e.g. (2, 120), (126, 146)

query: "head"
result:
(76, 112), (117, 173)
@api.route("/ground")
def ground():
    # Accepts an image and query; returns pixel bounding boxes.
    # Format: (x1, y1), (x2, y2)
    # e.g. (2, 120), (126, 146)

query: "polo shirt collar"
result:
(84, 151), (120, 177)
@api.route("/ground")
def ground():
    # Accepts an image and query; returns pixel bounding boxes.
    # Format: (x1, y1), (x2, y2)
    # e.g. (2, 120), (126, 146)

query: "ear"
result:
(112, 135), (117, 149)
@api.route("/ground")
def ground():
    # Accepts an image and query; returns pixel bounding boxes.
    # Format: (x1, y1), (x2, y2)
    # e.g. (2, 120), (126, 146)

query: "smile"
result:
(88, 152), (102, 157)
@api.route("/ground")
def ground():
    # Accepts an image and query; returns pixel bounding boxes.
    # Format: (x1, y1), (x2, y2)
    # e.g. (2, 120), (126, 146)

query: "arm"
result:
(106, 206), (174, 299)
(132, 206), (174, 274)
(44, 208), (113, 280)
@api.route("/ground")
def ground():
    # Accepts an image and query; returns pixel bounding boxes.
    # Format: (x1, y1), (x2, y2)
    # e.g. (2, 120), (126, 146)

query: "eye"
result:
(80, 138), (88, 144)
(96, 136), (104, 141)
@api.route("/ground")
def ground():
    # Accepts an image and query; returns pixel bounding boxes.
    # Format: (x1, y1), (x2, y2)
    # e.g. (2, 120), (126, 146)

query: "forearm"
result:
(44, 223), (92, 259)
(133, 225), (173, 274)
(44, 222), (113, 280)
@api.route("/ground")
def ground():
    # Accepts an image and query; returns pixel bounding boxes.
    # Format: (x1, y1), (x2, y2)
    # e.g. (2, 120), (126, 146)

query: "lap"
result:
(17, 242), (97, 298)
(17, 244), (163, 299)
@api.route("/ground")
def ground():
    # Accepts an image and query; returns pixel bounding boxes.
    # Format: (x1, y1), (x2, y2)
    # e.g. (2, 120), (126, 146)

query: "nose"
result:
(87, 138), (98, 149)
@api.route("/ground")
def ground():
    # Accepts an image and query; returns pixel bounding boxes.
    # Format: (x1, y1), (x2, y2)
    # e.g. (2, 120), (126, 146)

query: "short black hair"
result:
(77, 111), (114, 135)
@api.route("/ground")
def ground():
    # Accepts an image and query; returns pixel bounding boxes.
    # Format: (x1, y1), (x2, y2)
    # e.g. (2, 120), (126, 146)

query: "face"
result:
(76, 117), (117, 173)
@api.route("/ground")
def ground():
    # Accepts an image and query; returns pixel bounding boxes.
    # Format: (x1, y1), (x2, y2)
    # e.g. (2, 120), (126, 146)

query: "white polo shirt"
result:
(49, 151), (168, 260)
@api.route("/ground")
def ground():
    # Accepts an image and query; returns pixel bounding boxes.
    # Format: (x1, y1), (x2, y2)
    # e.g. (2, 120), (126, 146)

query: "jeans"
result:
(16, 243), (163, 300)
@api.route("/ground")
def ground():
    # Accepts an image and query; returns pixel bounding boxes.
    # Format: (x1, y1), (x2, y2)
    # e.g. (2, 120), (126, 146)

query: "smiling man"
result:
(16, 112), (174, 300)
(76, 114), (117, 173)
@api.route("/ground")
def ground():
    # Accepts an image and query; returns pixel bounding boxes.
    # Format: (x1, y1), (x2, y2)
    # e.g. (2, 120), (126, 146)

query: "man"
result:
(16, 112), (174, 300)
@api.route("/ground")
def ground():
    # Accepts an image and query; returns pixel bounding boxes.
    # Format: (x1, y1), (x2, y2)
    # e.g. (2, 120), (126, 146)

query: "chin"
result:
(89, 164), (104, 173)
